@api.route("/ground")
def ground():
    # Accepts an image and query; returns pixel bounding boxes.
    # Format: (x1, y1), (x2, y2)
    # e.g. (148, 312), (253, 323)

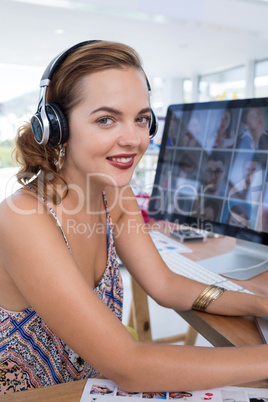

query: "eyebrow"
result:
(90, 106), (151, 116)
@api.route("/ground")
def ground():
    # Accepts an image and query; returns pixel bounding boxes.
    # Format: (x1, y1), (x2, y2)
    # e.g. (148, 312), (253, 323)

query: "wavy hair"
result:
(14, 40), (143, 203)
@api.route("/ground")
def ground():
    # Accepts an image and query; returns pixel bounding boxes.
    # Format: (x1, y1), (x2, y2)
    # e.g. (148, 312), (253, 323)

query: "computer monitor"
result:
(148, 98), (268, 280)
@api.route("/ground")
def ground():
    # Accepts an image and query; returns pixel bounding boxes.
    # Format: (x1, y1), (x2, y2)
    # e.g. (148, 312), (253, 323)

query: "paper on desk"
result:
(149, 231), (192, 254)
(116, 231), (191, 267)
(80, 379), (268, 402)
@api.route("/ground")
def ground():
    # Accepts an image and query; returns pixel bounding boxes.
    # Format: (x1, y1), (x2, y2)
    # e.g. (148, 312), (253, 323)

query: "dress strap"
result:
(102, 190), (111, 242)
(27, 186), (71, 251)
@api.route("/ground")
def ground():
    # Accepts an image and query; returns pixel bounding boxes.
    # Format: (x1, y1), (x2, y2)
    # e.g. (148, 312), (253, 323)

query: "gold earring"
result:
(58, 146), (65, 170)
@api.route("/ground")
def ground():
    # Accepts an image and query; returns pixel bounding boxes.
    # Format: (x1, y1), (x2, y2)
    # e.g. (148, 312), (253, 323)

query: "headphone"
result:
(31, 40), (158, 147)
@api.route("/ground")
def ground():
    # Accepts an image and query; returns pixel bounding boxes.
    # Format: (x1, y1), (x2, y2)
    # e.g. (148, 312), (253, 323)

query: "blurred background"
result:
(2, 0), (268, 195)
(1, 0), (268, 158)
(1, 0), (268, 344)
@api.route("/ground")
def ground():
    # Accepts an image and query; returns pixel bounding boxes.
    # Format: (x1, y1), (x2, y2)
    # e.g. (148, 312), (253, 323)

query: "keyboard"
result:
(161, 250), (251, 292)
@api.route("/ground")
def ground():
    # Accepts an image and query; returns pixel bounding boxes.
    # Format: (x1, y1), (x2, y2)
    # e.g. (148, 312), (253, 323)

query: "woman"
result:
(0, 40), (268, 395)
(181, 115), (202, 148)
(206, 109), (235, 149)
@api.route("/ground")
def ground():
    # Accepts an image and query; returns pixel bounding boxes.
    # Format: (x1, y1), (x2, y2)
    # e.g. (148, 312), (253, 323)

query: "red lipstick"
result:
(106, 153), (136, 170)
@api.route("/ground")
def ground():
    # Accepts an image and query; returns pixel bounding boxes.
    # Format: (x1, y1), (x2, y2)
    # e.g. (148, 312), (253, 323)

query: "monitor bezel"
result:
(148, 97), (268, 246)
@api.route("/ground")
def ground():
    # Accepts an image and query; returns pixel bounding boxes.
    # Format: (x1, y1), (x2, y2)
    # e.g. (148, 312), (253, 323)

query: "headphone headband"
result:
(40, 40), (101, 84)
(31, 40), (158, 146)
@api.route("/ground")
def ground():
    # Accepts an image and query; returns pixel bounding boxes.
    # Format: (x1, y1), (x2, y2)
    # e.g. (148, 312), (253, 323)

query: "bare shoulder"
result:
(1, 186), (43, 209)
(0, 186), (81, 309)
(0, 188), (58, 311)
(0, 187), (47, 231)
(0, 187), (66, 273)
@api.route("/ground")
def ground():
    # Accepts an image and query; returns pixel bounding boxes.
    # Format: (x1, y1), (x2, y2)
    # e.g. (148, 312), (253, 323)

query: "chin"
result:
(112, 177), (133, 189)
(101, 172), (133, 189)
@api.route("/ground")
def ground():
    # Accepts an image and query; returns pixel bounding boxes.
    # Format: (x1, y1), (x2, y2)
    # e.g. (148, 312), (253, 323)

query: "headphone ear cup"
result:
(149, 110), (158, 138)
(46, 103), (69, 146)
(31, 111), (44, 144)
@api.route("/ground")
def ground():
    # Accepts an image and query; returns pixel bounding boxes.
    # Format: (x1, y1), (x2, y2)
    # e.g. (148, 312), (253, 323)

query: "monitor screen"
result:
(148, 98), (268, 247)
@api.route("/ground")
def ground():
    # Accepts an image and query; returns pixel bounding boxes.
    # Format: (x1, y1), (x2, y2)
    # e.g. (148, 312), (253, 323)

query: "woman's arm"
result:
(1, 190), (268, 393)
(111, 186), (268, 318)
(0, 192), (140, 384)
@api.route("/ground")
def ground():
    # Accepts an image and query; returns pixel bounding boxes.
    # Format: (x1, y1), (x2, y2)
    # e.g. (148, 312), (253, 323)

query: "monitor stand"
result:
(199, 238), (268, 280)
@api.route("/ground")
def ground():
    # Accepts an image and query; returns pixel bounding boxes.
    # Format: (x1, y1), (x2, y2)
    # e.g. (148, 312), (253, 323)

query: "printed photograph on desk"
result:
(87, 379), (116, 396)
(142, 392), (167, 399)
(149, 231), (192, 254)
(81, 379), (142, 401)
(80, 379), (268, 402)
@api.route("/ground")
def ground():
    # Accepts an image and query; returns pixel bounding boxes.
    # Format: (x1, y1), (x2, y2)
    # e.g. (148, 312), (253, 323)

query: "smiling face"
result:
(246, 108), (263, 131)
(63, 67), (150, 190)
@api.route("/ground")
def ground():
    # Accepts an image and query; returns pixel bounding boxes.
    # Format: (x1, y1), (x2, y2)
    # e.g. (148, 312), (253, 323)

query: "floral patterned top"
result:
(0, 190), (123, 394)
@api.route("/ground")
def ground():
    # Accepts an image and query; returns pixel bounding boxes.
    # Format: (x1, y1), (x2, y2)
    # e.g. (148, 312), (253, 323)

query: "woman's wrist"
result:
(192, 285), (227, 312)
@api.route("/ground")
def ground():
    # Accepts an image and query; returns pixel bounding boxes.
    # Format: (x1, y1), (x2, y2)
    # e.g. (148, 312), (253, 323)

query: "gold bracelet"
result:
(192, 285), (227, 312)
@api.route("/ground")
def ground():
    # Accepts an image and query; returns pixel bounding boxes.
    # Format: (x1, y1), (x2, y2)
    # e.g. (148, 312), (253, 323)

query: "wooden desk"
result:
(128, 230), (268, 346)
(174, 234), (268, 389)
(1, 379), (87, 401)
(175, 234), (268, 348)
(128, 229), (268, 387)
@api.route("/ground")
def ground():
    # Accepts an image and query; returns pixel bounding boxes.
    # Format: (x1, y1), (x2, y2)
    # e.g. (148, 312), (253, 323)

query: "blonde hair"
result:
(14, 40), (143, 202)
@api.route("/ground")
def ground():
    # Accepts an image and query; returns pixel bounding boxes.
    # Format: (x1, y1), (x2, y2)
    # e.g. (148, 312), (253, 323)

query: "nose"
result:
(117, 122), (142, 147)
